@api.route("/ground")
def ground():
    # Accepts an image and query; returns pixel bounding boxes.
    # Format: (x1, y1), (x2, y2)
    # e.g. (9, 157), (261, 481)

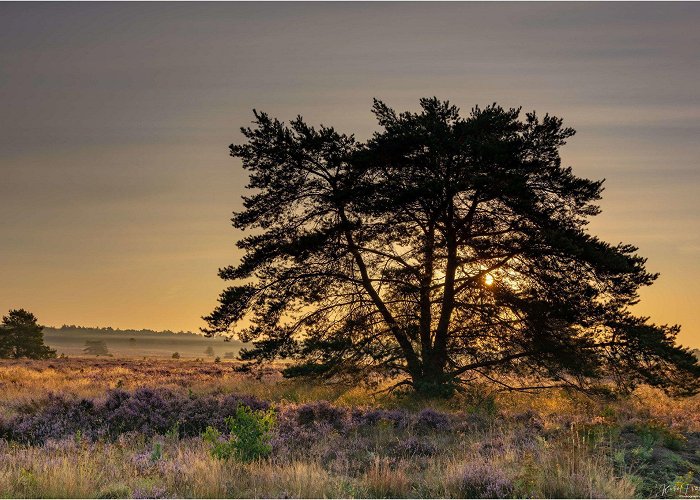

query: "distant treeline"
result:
(45, 325), (200, 336)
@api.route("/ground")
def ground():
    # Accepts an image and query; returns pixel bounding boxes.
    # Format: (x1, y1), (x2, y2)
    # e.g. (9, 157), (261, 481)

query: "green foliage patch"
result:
(203, 404), (276, 462)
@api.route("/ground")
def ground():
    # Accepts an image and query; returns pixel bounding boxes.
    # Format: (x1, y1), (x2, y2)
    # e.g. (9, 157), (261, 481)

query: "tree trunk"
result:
(412, 361), (455, 397)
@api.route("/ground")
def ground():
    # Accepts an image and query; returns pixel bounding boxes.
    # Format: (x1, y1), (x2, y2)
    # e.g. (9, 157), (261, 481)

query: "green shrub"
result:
(165, 422), (180, 440)
(74, 429), (83, 446)
(150, 442), (163, 462)
(635, 420), (687, 450)
(203, 404), (276, 462)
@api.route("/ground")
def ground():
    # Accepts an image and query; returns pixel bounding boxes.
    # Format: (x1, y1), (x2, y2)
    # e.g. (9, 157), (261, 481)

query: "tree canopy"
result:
(0, 309), (56, 359)
(205, 98), (700, 396)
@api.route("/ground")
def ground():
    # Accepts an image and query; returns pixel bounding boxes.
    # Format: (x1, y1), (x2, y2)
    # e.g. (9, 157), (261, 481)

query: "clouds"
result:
(0, 3), (698, 344)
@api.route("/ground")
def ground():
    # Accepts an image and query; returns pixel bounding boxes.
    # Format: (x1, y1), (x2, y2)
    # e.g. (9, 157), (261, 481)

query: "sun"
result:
(484, 273), (494, 286)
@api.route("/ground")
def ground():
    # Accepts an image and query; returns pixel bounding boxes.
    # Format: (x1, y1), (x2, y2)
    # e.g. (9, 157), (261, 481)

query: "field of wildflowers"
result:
(0, 358), (698, 498)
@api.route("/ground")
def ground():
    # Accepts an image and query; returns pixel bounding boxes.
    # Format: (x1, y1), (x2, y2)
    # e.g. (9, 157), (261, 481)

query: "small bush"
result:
(635, 420), (687, 450)
(203, 404), (276, 462)
(171, 352), (180, 359)
(456, 460), (514, 498)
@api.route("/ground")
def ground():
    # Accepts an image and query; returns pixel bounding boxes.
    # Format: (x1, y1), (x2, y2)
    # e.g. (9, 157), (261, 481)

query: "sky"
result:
(1, 2), (699, 348)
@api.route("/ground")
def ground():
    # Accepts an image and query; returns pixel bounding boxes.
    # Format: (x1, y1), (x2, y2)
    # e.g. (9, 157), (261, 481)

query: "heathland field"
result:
(0, 358), (698, 498)
(42, 327), (243, 359)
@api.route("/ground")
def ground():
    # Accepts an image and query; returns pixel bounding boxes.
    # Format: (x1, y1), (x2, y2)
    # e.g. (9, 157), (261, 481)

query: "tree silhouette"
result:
(205, 98), (700, 396)
(83, 340), (110, 356)
(0, 309), (56, 359)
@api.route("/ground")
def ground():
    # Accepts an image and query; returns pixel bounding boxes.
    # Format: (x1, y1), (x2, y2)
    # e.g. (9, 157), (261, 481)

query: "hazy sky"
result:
(1, 2), (699, 347)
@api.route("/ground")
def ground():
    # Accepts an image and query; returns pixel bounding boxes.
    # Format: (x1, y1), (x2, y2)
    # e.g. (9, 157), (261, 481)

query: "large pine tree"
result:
(205, 98), (699, 396)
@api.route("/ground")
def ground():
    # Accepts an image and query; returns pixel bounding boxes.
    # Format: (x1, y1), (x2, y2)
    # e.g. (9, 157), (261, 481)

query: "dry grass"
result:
(0, 432), (640, 499)
(0, 357), (348, 416)
(0, 358), (697, 498)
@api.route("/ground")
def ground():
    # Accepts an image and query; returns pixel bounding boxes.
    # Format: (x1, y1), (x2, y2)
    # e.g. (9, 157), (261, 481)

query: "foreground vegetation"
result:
(0, 358), (698, 498)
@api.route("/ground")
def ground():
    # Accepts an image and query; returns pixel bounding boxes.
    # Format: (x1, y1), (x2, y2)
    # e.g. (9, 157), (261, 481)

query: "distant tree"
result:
(204, 346), (215, 357)
(206, 98), (700, 396)
(172, 351), (181, 359)
(0, 309), (56, 359)
(83, 340), (110, 356)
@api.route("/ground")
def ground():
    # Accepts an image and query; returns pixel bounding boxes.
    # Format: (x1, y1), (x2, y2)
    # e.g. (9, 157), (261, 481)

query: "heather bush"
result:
(103, 388), (182, 437)
(131, 449), (157, 474)
(132, 485), (168, 499)
(271, 403), (432, 472)
(414, 408), (452, 433)
(272, 405), (332, 458)
(453, 411), (490, 433)
(4, 393), (101, 443)
(175, 392), (269, 437)
(392, 436), (437, 457)
(1, 387), (270, 444)
(454, 460), (515, 498)
(295, 400), (350, 431)
(351, 408), (409, 429)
